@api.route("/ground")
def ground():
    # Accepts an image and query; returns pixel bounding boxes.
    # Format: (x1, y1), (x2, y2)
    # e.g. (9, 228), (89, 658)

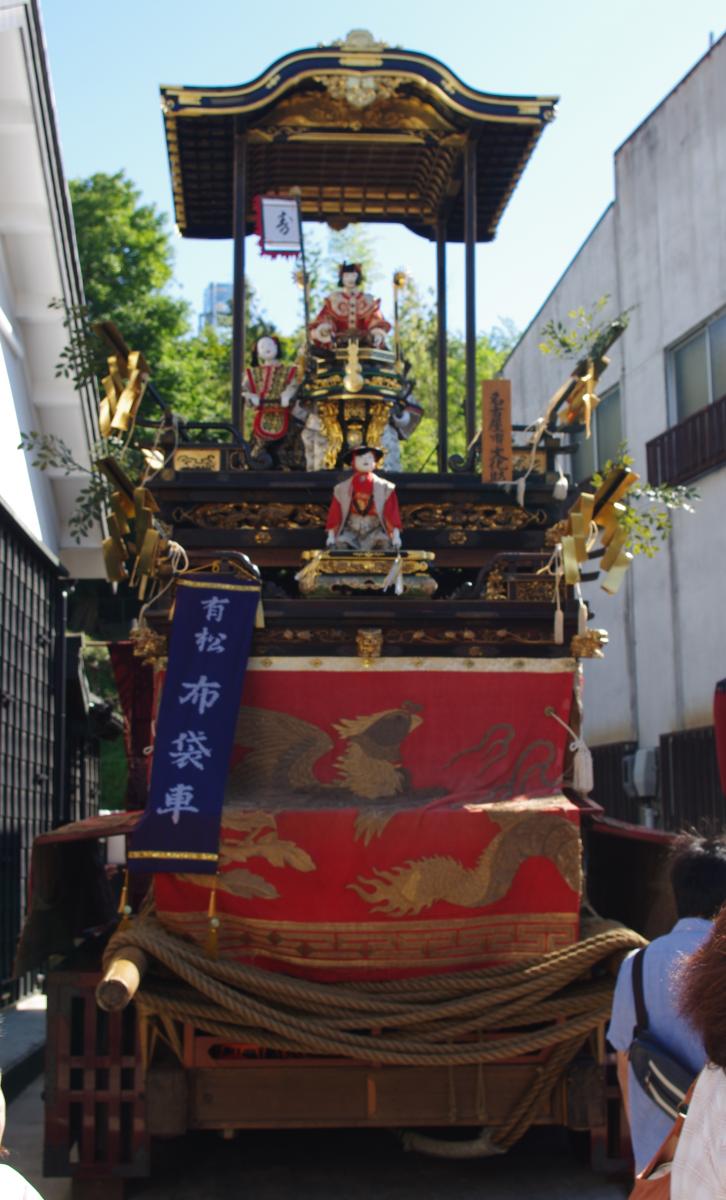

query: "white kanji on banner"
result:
(256, 195), (302, 255)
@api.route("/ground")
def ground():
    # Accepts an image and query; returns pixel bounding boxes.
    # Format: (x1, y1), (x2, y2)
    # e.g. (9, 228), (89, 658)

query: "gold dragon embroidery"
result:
(224, 702), (427, 804)
(184, 811), (315, 902)
(348, 811), (582, 915)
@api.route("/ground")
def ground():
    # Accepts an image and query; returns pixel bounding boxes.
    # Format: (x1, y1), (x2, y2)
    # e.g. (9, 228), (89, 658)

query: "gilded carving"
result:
(403, 503), (548, 531)
(545, 520), (570, 547)
(384, 628), (554, 647)
(174, 502), (327, 530)
(130, 623), (167, 665)
(330, 29), (389, 53)
(255, 629), (349, 646)
(173, 449), (221, 472)
(349, 812), (582, 915)
(253, 627), (555, 649)
(513, 579), (559, 603)
(484, 564), (507, 600)
(356, 627), (383, 662)
(317, 400), (345, 468)
(315, 73), (403, 110)
(367, 400), (394, 447)
(570, 628), (609, 659)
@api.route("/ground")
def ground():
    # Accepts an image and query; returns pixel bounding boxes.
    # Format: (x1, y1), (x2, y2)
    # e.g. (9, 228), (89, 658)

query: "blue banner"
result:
(128, 574), (260, 874)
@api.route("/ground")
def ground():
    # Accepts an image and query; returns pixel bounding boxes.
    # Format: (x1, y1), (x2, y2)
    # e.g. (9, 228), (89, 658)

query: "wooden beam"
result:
(96, 946), (148, 1012)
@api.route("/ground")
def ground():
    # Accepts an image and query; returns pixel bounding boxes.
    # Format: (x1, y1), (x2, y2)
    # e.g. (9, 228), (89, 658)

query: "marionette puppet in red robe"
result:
(309, 264), (391, 350)
(243, 335), (299, 446)
(325, 446), (402, 552)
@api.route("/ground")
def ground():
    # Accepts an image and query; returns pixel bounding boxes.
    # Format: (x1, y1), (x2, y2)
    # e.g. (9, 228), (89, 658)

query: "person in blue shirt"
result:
(608, 832), (726, 1173)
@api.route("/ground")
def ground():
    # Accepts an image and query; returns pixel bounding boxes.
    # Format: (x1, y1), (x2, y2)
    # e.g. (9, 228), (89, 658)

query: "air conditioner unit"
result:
(622, 747), (658, 799)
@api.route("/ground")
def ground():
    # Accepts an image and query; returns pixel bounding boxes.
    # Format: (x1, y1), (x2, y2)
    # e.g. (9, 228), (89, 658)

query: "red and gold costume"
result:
(245, 363), (297, 442)
(326, 471), (402, 550)
(309, 288), (391, 348)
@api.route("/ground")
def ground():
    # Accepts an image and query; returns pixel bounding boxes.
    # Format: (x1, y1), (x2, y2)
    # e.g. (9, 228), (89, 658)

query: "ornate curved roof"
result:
(161, 30), (557, 243)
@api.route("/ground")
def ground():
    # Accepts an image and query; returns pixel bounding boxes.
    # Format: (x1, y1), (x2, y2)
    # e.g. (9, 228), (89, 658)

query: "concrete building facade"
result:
(0, 0), (100, 578)
(505, 35), (726, 787)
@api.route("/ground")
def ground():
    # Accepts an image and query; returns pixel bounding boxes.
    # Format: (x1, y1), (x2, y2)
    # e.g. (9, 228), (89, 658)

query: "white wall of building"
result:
(0, 0), (102, 576)
(505, 35), (726, 750)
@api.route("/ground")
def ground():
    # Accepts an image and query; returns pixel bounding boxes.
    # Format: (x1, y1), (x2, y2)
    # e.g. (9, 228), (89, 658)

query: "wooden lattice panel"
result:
(44, 965), (149, 1183)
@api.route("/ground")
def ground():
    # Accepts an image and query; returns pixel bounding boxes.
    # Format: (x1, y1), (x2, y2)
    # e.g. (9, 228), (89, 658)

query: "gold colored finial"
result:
(343, 340), (364, 394)
(332, 30), (388, 52)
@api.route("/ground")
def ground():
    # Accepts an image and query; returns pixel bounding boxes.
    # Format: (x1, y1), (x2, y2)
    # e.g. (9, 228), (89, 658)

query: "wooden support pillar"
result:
(464, 137), (478, 448)
(231, 124), (248, 432)
(436, 219), (448, 473)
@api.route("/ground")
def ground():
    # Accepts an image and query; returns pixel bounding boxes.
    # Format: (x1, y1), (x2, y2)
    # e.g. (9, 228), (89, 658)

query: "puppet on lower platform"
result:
(325, 445), (402, 552)
(243, 335), (305, 468)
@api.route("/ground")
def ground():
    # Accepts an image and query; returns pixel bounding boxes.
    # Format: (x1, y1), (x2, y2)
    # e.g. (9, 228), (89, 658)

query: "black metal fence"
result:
(591, 740), (640, 823)
(659, 725), (725, 832)
(591, 730), (725, 834)
(0, 501), (99, 1003)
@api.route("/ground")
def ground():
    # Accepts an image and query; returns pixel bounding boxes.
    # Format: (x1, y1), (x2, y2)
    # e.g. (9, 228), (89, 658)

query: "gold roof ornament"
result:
(329, 30), (389, 54)
(315, 73), (403, 109)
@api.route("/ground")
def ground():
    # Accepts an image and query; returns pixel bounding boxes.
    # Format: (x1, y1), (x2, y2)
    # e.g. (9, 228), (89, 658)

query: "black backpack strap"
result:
(631, 947), (649, 1036)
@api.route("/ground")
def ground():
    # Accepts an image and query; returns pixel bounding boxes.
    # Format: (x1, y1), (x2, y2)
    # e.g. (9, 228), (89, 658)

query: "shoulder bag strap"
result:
(631, 946), (649, 1036)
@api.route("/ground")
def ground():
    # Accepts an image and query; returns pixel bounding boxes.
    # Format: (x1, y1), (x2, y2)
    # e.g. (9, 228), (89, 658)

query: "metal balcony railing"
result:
(646, 392), (726, 485)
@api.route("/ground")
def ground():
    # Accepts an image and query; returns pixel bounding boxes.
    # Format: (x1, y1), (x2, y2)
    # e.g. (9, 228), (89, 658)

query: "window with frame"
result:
(669, 310), (726, 423)
(572, 383), (623, 482)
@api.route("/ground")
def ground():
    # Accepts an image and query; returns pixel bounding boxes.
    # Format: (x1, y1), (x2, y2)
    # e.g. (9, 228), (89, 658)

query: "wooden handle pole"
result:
(96, 946), (148, 1012)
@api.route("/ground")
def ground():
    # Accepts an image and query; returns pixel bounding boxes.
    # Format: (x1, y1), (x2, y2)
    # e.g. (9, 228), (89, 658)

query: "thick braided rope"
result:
(105, 917), (642, 1067)
(105, 916), (643, 1152)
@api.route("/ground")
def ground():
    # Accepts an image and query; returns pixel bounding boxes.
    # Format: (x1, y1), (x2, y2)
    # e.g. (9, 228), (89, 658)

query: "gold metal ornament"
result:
(570, 628), (609, 659)
(109, 350), (151, 433)
(356, 627), (384, 663)
(343, 340), (364, 393)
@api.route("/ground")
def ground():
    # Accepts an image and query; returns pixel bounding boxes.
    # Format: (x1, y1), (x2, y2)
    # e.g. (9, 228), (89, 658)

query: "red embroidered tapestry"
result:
(154, 657), (582, 979)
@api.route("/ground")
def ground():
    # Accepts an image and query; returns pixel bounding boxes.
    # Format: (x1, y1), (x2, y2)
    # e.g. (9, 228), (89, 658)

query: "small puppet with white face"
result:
(243, 335), (301, 464)
(325, 445), (402, 552)
(309, 263), (391, 350)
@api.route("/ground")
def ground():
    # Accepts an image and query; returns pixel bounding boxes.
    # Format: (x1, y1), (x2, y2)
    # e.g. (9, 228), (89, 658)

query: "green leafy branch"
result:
(48, 298), (107, 392)
(539, 295), (633, 362)
(18, 431), (144, 544)
(592, 444), (699, 557)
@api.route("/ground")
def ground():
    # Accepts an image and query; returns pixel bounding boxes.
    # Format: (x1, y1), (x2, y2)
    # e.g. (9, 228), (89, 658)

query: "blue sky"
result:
(41, 1), (725, 340)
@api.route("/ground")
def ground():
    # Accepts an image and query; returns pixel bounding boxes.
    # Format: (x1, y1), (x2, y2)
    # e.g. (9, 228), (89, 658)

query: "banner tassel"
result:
(545, 706), (594, 797)
(117, 870), (132, 931)
(255, 599), (265, 629)
(206, 874), (220, 959)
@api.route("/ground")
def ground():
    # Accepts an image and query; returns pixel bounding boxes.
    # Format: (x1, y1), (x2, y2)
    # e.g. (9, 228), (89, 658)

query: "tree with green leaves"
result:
(70, 172), (190, 398)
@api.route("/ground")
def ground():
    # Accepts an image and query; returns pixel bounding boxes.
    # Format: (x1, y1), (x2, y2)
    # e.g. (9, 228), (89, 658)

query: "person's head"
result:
(670, 832), (726, 920)
(251, 335), (281, 366)
(343, 444), (383, 473)
(679, 904), (726, 1067)
(338, 262), (363, 289)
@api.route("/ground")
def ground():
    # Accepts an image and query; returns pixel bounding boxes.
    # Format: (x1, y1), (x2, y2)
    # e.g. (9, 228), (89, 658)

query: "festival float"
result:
(16, 31), (676, 1196)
